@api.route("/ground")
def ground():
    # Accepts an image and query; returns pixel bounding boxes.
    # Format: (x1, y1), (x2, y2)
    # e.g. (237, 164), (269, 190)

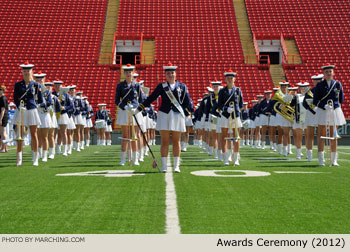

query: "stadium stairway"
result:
(269, 65), (287, 86)
(285, 39), (302, 64)
(99, 0), (120, 64)
(232, 0), (256, 63)
(141, 40), (156, 65)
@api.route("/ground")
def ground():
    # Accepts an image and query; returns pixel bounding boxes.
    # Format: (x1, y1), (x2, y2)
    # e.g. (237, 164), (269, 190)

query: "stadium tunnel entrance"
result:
(257, 40), (283, 64)
(116, 40), (141, 65)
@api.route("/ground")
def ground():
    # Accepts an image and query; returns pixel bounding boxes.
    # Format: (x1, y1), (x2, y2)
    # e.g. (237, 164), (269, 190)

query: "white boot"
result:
(214, 149), (218, 159)
(318, 152), (325, 166)
(180, 141), (184, 151)
(32, 150), (35, 161)
(306, 149), (312, 162)
(17, 152), (23, 166)
(38, 148), (42, 159)
(247, 140), (250, 146)
(258, 140), (261, 148)
(273, 143), (277, 152)
(138, 149), (144, 162)
(49, 148), (55, 159)
(254, 141), (258, 148)
(86, 139), (90, 147)
(133, 151), (139, 166)
(228, 150), (232, 162)
(208, 146), (213, 156)
(73, 141), (77, 150)
(97, 139), (100, 146)
(183, 142), (187, 152)
(42, 150), (48, 162)
(233, 152), (240, 166)
(120, 152), (126, 166)
(76, 142), (81, 152)
(270, 142), (274, 150)
(218, 150), (223, 161)
(283, 146), (288, 156)
(331, 152), (339, 166)
(33, 152), (39, 166)
(296, 148), (302, 160)
(288, 144), (293, 154)
(144, 146), (149, 156)
(161, 157), (167, 172)
(62, 145), (68, 156)
(68, 144), (72, 155)
(278, 144), (283, 155)
(56, 145), (62, 155)
(223, 151), (230, 165)
(261, 141), (266, 150)
(174, 157), (180, 173)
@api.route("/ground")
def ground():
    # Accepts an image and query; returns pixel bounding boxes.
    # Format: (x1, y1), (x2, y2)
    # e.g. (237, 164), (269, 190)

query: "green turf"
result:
(0, 143), (349, 234)
(0, 146), (165, 234)
(176, 145), (350, 234)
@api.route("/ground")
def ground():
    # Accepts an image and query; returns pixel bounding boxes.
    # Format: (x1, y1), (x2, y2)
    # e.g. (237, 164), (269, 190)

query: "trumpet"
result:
(272, 90), (295, 123)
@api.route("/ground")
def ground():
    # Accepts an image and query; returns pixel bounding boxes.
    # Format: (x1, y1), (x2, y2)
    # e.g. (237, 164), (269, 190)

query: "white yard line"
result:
(165, 156), (181, 234)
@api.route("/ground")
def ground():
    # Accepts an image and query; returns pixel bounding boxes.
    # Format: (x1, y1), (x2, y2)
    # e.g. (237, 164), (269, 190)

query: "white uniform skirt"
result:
(82, 116), (87, 127)
(105, 124), (113, 132)
(249, 119), (255, 129)
(315, 107), (346, 126)
(215, 117), (222, 133)
(305, 109), (317, 127)
(85, 118), (93, 128)
(116, 108), (144, 127)
(73, 114), (85, 125)
(38, 110), (53, 128)
(293, 121), (306, 130)
(51, 113), (58, 129)
(276, 113), (293, 127)
(156, 110), (186, 132)
(58, 113), (70, 125)
(255, 116), (261, 127)
(185, 115), (193, 127)
(269, 115), (277, 127)
(67, 116), (76, 130)
(220, 116), (242, 129)
(259, 114), (269, 126)
(13, 108), (41, 127)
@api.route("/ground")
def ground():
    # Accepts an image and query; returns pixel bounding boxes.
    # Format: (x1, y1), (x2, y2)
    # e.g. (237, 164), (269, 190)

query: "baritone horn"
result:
(272, 91), (295, 123)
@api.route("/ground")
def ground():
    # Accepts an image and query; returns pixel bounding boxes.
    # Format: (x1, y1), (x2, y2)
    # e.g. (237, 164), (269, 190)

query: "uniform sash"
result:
(162, 83), (185, 118)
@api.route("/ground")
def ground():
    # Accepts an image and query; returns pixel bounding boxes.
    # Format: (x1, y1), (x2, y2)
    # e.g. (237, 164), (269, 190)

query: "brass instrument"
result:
(15, 100), (25, 141)
(228, 101), (241, 142)
(303, 87), (316, 109)
(272, 90), (295, 123)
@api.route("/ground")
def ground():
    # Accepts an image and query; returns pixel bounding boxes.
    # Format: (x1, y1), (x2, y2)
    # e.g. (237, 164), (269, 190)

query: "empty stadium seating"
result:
(245, 0), (350, 117)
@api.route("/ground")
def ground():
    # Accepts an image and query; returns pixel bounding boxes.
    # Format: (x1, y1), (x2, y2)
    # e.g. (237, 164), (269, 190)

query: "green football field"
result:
(0, 143), (349, 234)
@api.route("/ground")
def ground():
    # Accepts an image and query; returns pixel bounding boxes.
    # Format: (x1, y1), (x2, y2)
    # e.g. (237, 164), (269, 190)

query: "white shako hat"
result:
(211, 80), (222, 86)
(33, 71), (46, 79)
(69, 85), (77, 90)
(321, 63), (335, 70)
(243, 102), (248, 105)
(207, 86), (214, 92)
(137, 79), (145, 85)
(98, 103), (107, 107)
(224, 69), (237, 77)
(163, 62), (178, 71)
(76, 91), (83, 95)
(273, 87), (280, 91)
(122, 64), (135, 71)
(53, 79), (64, 85)
(20, 61), (34, 69)
(311, 73), (324, 80)
(257, 94), (264, 98)
(264, 90), (272, 94)
(252, 100), (258, 103)
(44, 80), (53, 86)
(288, 85), (298, 91)
(132, 71), (139, 77)
(82, 96), (88, 100)
(279, 81), (289, 86)
(9, 102), (16, 107)
(297, 81), (309, 87)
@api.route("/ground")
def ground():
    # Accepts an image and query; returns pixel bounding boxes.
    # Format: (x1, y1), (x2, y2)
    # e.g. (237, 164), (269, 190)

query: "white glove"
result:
(283, 94), (293, 103)
(125, 104), (133, 110)
(132, 108), (140, 115)
(227, 107), (234, 114)
(324, 104), (332, 110)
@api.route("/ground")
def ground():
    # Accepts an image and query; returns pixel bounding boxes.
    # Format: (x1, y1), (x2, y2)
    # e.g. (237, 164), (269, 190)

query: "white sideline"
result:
(165, 156), (181, 234)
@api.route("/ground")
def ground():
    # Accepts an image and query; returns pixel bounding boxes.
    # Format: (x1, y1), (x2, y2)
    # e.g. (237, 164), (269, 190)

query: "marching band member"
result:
(105, 109), (113, 145)
(275, 81), (293, 156)
(240, 102), (250, 146)
(303, 73), (323, 161)
(269, 87), (280, 152)
(192, 104), (200, 146)
(218, 70), (243, 166)
(95, 104), (107, 146)
(204, 87), (214, 155)
(135, 62), (192, 173)
(83, 97), (94, 147)
(248, 100), (258, 147)
(67, 86), (76, 154)
(138, 79), (148, 162)
(181, 96), (193, 152)
(259, 91), (273, 150)
(288, 85), (298, 155)
(313, 64), (346, 166)
(196, 98), (205, 148)
(291, 82), (308, 159)
(73, 90), (85, 152)
(34, 72), (53, 162)
(45, 80), (57, 159)
(7, 103), (17, 147)
(209, 80), (223, 159)
(254, 94), (264, 148)
(13, 62), (42, 166)
(53, 79), (73, 157)
(115, 64), (144, 166)
(0, 86), (9, 152)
